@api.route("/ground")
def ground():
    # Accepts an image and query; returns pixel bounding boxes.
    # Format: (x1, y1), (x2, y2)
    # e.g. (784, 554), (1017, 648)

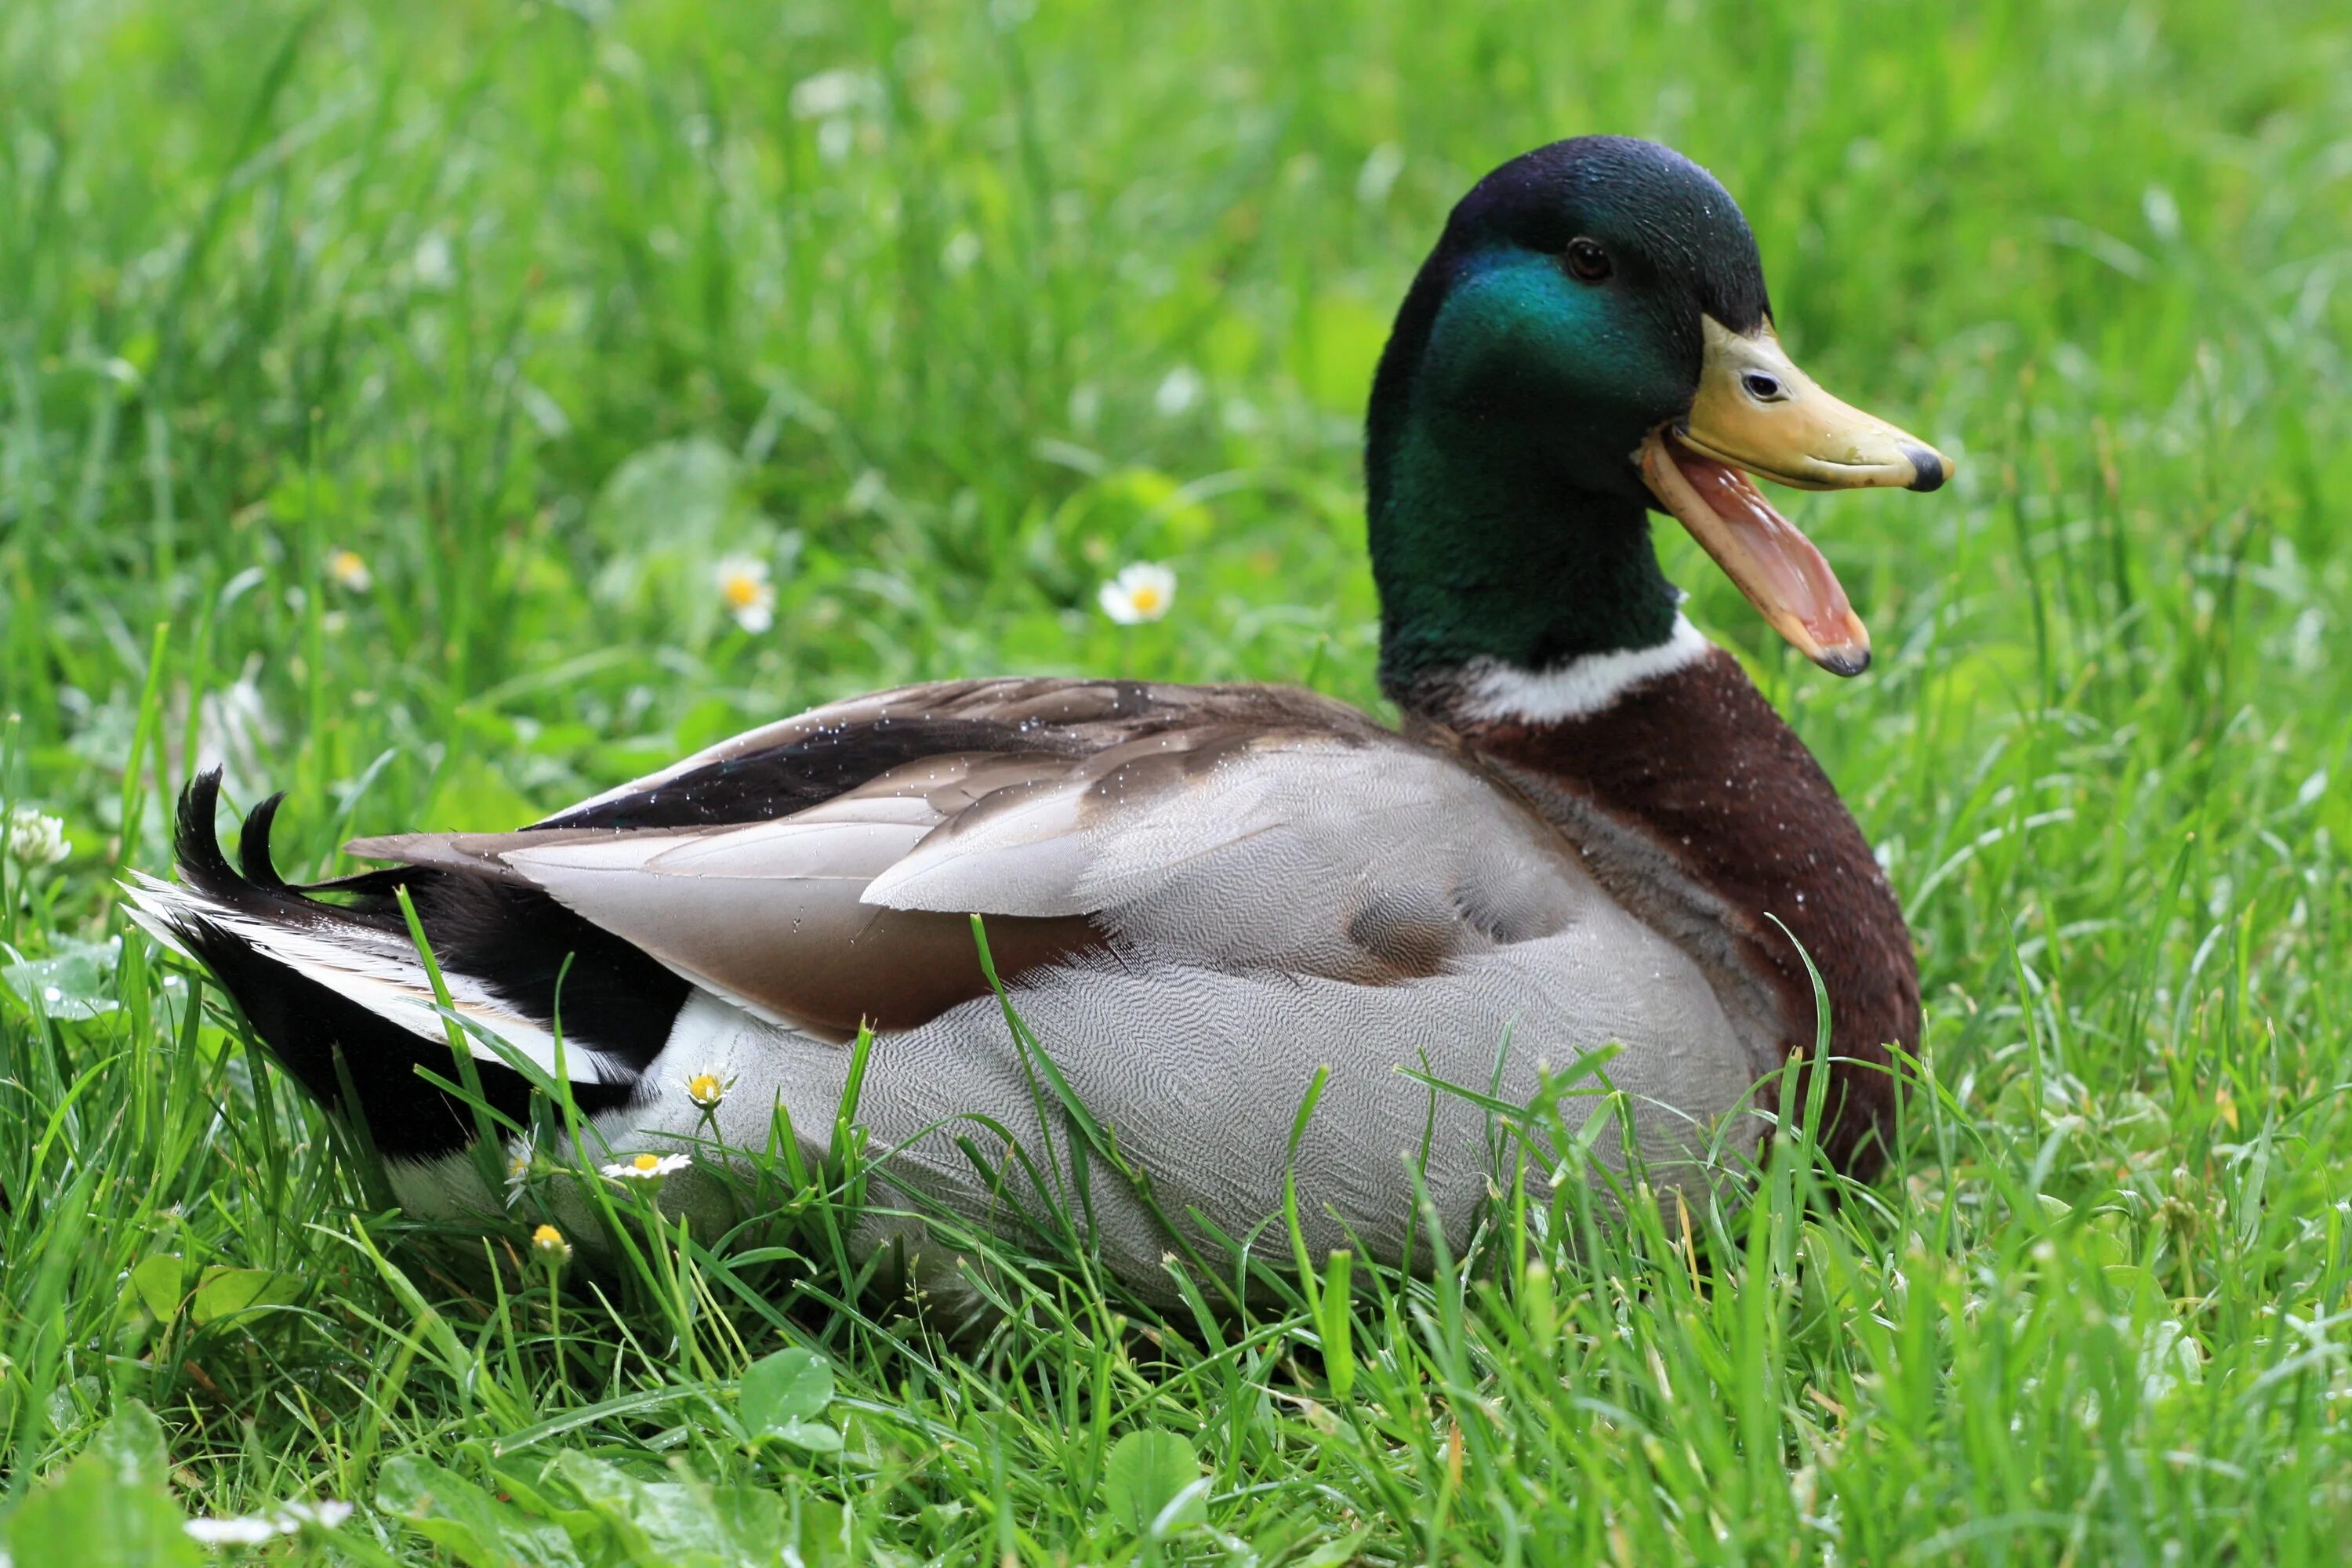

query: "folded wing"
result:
(345, 678), (1606, 1039)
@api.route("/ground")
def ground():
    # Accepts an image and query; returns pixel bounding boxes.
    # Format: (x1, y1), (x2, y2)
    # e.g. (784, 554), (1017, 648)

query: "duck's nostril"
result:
(1900, 443), (1947, 492)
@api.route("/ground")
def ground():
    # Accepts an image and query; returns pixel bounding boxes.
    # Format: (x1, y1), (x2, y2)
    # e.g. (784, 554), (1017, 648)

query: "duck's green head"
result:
(1367, 136), (1950, 701)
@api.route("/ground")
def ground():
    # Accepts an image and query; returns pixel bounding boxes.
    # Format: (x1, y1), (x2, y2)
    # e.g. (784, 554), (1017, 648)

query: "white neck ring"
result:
(1455, 614), (1713, 723)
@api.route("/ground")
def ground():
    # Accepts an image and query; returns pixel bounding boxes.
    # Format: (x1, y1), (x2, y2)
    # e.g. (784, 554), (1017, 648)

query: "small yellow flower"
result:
(531, 1223), (572, 1265)
(715, 555), (775, 633)
(682, 1069), (735, 1111)
(326, 548), (373, 592)
(1098, 562), (1175, 624)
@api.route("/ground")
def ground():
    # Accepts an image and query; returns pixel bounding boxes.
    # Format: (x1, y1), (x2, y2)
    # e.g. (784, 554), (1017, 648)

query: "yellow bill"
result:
(1640, 315), (1951, 676)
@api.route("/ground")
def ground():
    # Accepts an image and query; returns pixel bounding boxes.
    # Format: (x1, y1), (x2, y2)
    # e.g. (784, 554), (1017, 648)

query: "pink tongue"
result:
(1668, 441), (1862, 655)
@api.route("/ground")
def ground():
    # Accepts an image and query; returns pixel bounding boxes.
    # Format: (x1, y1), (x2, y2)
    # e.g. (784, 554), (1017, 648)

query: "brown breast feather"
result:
(1443, 648), (1917, 1174)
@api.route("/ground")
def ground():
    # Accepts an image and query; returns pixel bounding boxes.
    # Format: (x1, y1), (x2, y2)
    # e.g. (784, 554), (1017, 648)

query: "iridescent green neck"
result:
(1368, 397), (1681, 699)
(1363, 245), (1689, 702)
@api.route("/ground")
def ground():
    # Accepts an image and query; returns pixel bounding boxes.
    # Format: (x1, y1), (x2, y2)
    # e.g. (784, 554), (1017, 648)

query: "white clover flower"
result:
(325, 548), (373, 593)
(186, 1515), (283, 1546)
(5, 807), (70, 868)
(681, 1069), (735, 1111)
(530, 1223), (573, 1266)
(602, 1151), (691, 1186)
(715, 555), (775, 633)
(1098, 562), (1176, 625)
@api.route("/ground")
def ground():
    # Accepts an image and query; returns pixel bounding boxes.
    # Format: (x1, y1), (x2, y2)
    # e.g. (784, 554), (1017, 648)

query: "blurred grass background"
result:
(2, 0), (2350, 1560)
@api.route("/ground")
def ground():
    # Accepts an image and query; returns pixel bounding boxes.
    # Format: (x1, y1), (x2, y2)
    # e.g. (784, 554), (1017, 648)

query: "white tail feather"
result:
(118, 872), (199, 960)
(116, 877), (612, 1085)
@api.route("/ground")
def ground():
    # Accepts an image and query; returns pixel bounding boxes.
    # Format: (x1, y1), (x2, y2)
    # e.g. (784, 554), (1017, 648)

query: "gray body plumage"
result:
(356, 677), (1776, 1289)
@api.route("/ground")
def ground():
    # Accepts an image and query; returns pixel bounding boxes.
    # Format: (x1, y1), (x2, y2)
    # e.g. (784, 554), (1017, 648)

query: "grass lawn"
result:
(5, 0), (2351, 1559)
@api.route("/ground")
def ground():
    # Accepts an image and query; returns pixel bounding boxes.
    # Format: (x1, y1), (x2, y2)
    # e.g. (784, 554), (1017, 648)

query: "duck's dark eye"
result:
(1741, 371), (1788, 402)
(1563, 238), (1613, 282)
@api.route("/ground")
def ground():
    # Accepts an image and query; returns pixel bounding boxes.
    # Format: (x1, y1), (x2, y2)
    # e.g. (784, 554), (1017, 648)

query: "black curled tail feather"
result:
(173, 769), (245, 900)
(238, 790), (293, 892)
(163, 773), (683, 1162)
(175, 772), (402, 934)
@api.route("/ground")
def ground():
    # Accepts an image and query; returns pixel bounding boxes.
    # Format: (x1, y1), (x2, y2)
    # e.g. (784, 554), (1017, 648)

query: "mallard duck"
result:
(127, 136), (1949, 1285)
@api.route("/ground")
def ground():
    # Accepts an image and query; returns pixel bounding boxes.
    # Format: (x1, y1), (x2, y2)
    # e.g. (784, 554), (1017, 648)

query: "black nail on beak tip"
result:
(1901, 444), (1947, 493)
(1817, 647), (1871, 677)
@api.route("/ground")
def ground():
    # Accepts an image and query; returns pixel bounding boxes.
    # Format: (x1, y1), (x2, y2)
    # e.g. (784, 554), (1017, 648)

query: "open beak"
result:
(1639, 314), (1951, 676)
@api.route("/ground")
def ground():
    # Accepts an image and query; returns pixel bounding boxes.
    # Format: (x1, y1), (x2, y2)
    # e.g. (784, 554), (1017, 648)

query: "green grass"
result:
(5, 0), (2351, 1559)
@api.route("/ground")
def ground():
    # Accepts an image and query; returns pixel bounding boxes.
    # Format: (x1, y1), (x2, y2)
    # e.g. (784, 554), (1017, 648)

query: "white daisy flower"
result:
(325, 548), (373, 593)
(277, 1501), (354, 1530)
(1098, 562), (1176, 625)
(185, 1500), (353, 1545)
(602, 1151), (691, 1186)
(504, 1140), (541, 1197)
(681, 1069), (735, 1111)
(184, 1516), (284, 1546)
(5, 807), (71, 868)
(715, 555), (775, 633)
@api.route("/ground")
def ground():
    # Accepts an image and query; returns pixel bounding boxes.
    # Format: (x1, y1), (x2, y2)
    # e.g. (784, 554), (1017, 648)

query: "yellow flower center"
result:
(688, 1073), (723, 1102)
(1128, 584), (1163, 614)
(721, 572), (764, 609)
(532, 1224), (563, 1246)
(631, 1152), (661, 1171)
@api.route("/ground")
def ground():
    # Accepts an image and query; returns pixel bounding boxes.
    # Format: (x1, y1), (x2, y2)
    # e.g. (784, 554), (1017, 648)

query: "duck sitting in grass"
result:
(128, 136), (1951, 1287)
